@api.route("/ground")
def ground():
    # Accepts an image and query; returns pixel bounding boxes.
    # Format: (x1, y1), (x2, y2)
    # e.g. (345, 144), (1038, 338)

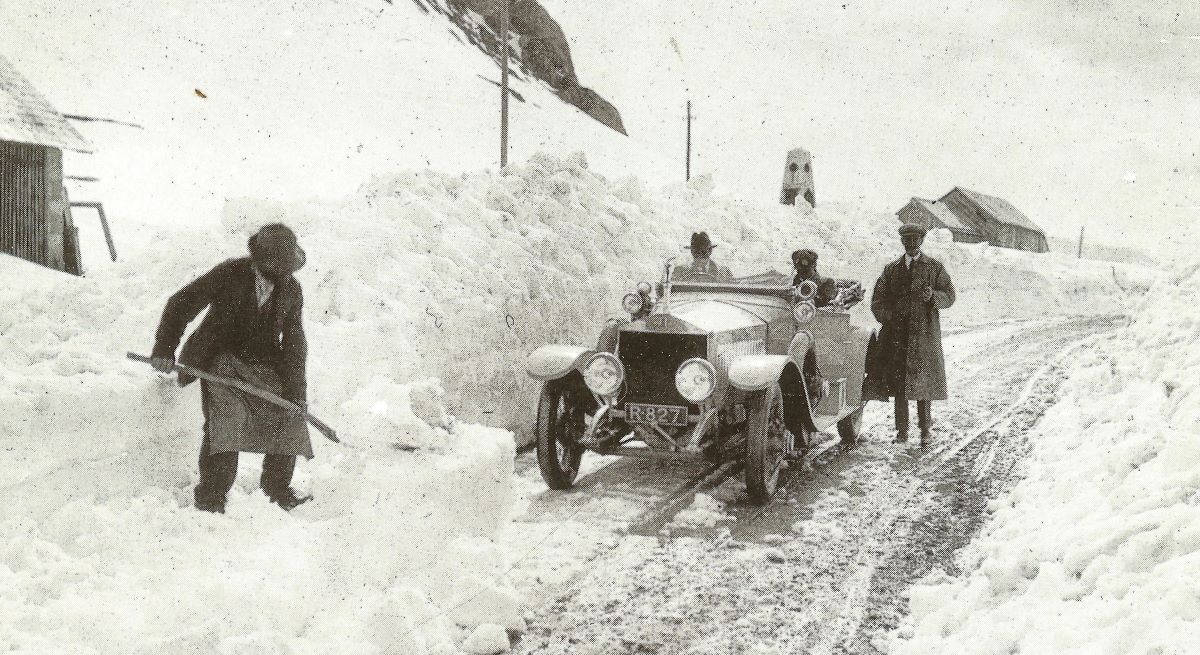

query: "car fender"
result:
(727, 355), (792, 392)
(526, 345), (595, 382)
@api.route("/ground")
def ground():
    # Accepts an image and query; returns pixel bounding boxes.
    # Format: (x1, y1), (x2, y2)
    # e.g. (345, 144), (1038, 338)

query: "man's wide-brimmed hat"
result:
(898, 223), (927, 238)
(792, 248), (818, 266)
(688, 231), (717, 251)
(249, 223), (306, 274)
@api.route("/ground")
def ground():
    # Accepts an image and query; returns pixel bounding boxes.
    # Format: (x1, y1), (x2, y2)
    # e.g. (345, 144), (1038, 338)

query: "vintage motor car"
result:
(524, 258), (871, 504)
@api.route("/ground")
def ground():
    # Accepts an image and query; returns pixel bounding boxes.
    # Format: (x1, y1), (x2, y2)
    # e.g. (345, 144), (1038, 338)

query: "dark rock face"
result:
(559, 84), (627, 135)
(441, 0), (626, 134)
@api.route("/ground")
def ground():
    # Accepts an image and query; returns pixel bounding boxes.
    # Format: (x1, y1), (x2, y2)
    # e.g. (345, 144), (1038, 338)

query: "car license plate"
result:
(625, 403), (688, 426)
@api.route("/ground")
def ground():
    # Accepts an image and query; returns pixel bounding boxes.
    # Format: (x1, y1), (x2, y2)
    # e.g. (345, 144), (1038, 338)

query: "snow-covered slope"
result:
(890, 250), (1200, 654)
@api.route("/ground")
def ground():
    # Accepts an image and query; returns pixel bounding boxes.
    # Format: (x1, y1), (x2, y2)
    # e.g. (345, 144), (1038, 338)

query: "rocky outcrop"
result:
(444, 0), (626, 134)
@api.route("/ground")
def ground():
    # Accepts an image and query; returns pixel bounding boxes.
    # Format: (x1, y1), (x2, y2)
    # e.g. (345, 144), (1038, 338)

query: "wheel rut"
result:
(509, 315), (1120, 655)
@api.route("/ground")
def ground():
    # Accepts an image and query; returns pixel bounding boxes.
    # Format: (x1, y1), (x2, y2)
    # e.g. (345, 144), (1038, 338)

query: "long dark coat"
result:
(152, 258), (309, 455)
(863, 255), (955, 401)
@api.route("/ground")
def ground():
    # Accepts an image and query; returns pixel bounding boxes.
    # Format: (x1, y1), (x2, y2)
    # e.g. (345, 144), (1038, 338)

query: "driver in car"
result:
(792, 248), (836, 308)
(672, 231), (733, 281)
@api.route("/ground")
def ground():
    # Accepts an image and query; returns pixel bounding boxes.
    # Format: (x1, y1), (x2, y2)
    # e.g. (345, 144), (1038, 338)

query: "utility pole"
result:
(685, 100), (693, 182)
(499, 1), (510, 169)
(1077, 224), (1085, 259)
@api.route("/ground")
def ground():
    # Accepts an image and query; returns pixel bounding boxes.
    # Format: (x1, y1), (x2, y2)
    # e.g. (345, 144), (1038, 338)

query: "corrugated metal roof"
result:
(951, 187), (1044, 234)
(0, 54), (93, 153)
(909, 197), (983, 234)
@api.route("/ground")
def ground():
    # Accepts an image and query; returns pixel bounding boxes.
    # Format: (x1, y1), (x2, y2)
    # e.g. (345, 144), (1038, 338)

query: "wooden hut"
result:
(936, 187), (1048, 253)
(896, 197), (987, 244)
(0, 53), (93, 274)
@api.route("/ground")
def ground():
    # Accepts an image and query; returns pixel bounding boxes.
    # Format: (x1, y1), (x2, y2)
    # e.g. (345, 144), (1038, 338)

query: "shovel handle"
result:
(127, 352), (340, 444)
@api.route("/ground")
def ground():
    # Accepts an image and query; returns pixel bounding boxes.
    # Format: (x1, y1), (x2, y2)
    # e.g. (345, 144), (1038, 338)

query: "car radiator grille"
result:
(618, 332), (708, 406)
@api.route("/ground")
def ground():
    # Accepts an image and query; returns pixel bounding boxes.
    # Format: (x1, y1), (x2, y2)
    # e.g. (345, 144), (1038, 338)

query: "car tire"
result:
(837, 407), (863, 445)
(745, 383), (790, 505)
(535, 376), (587, 490)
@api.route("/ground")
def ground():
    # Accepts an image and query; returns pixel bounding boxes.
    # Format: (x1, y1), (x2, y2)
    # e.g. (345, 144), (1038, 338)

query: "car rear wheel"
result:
(746, 383), (791, 505)
(535, 377), (587, 490)
(837, 407), (863, 445)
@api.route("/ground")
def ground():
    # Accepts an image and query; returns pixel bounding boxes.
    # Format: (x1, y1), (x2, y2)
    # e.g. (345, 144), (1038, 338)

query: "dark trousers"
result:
(894, 397), (932, 435)
(195, 381), (297, 508)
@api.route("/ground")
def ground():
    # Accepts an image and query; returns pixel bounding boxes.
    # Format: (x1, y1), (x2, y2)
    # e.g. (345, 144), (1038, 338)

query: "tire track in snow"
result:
(511, 315), (1121, 655)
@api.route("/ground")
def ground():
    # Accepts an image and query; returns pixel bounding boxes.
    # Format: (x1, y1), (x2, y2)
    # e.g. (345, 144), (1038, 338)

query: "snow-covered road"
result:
(502, 315), (1122, 655)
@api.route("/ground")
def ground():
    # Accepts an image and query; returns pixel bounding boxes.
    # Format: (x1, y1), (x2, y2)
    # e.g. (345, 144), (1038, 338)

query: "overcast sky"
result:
(549, 0), (1199, 250)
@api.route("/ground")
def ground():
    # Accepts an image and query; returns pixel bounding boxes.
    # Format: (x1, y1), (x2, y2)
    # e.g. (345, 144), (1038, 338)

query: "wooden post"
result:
(1077, 224), (1085, 259)
(685, 100), (692, 182)
(499, 1), (510, 169)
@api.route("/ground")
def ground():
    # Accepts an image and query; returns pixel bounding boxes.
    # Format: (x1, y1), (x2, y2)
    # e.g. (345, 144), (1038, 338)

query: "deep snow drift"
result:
(220, 152), (1156, 440)
(0, 154), (1160, 653)
(890, 250), (1200, 654)
(0, 243), (521, 652)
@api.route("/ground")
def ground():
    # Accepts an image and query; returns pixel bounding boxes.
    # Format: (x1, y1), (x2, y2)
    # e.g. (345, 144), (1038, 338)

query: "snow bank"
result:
(1, 363), (519, 653)
(0, 234), (521, 652)
(0, 153), (1160, 652)
(220, 153), (1156, 442)
(890, 253), (1200, 654)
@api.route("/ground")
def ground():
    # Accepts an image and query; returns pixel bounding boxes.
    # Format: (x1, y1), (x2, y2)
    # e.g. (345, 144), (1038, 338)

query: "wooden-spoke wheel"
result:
(535, 378), (587, 489)
(746, 383), (791, 505)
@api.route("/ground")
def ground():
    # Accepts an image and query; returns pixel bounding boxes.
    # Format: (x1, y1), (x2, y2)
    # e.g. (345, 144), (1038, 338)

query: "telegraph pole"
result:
(499, 1), (510, 169)
(1077, 224), (1085, 259)
(685, 100), (693, 181)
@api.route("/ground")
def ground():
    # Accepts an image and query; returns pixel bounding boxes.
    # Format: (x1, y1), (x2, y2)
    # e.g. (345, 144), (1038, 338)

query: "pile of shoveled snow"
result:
(889, 253), (1200, 654)
(221, 152), (1157, 442)
(0, 376), (520, 653)
(0, 246), (522, 653)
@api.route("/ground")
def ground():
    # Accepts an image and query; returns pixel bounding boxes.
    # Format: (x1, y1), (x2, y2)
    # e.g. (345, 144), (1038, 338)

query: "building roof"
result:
(948, 187), (1044, 234)
(906, 197), (983, 234)
(0, 54), (93, 153)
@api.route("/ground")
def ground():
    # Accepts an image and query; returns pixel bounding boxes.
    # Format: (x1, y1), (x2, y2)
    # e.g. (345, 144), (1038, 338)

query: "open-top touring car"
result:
(525, 257), (871, 504)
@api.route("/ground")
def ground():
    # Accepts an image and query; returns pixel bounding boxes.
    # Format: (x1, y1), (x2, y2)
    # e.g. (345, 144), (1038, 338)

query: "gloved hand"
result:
(151, 356), (175, 373)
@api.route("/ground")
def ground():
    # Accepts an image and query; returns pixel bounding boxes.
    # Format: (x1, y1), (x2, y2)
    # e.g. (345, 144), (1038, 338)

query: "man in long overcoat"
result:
(150, 223), (312, 513)
(865, 223), (956, 444)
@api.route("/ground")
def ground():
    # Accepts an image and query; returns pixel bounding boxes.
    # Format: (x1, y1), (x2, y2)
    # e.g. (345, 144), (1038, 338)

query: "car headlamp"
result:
(675, 358), (717, 403)
(583, 352), (625, 396)
(795, 279), (818, 301)
(636, 281), (652, 295)
(621, 293), (645, 314)
(793, 300), (816, 324)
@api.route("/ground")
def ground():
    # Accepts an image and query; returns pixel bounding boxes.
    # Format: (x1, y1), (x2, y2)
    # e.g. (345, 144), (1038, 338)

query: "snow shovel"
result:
(126, 352), (340, 444)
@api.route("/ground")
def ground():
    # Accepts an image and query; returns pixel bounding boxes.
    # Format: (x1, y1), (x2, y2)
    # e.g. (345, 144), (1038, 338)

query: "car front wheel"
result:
(535, 377), (587, 490)
(745, 383), (791, 505)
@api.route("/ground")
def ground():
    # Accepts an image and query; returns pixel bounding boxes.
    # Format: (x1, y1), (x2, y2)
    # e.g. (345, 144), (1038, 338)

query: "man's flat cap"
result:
(898, 223), (927, 237)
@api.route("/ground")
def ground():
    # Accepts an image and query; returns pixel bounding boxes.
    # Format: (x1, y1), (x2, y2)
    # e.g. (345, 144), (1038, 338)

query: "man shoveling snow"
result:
(147, 223), (313, 513)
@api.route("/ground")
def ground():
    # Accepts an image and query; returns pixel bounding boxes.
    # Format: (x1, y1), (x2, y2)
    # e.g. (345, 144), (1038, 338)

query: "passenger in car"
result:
(672, 231), (733, 281)
(791, 249), (837, 307)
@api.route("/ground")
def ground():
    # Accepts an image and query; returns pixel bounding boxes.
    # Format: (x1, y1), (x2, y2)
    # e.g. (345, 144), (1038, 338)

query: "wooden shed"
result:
(897, 197), (987, 244)
(936, 187), (1048, 253)
(0, 53), (93, 274)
